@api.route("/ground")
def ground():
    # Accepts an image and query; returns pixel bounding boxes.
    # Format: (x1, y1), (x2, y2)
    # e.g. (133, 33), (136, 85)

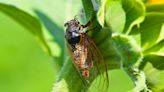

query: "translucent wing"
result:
(84, 33), (109, 92)
(66, 42), (90, 92)
(66, 32), (109, 92)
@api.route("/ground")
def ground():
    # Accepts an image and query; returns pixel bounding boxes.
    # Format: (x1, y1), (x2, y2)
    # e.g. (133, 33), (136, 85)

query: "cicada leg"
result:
(81, 19), (94, 28)
(86, 27), (96, 33)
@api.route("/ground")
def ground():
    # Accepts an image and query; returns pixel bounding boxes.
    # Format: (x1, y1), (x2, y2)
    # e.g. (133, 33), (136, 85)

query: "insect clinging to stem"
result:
(64, 16), (109, 91)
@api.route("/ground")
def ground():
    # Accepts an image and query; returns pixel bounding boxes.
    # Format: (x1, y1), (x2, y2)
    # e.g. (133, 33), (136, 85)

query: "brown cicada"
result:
(64, 16), (109, 91)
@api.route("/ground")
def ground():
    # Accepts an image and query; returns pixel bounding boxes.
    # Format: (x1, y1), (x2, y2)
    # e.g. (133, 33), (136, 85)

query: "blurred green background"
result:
(0, 12), (54, 92)
(0, 0), (135, 92)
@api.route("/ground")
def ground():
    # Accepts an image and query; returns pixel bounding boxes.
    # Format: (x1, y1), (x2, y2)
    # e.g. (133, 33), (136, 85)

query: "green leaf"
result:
(112, 34), (142, 67)
(142, 54), (164, 92)
(35, 10), (64, 49)
(122, 0), (145, 34)
(53, 60), (88, 92)
(146, 4), (164, 13)
(144, 39), (164, 54)
(34, 10), (65, 67)
(106, 0), (126, 33)
(97, 0), (107, 27)
(132, 71), (148, 92)
(127, 70), (149, 92)
(130, 3), (164, 35)
(81, 0), (94, 20)
(0, 3), (51, 55)
(94, 27), (121, 69)
(98, 0), (126, 33)
(144, 54), (164, 70)
(139, 13), (164, 50)
(97, 0), (145, 34)
(111, 34), (149, 91)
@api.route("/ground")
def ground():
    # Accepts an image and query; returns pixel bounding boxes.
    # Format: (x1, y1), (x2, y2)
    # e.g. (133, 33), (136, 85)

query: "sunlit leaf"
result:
(98, 0), (145, 34)
(142, 54), (164, 92)
(122, 0), (145, 34)
(128, 70), (149, 92)
(144, 39), (164, 54)
(140, 13), (164, 50)
(97, 0), (107, 27)
(98, 0), (126, 33)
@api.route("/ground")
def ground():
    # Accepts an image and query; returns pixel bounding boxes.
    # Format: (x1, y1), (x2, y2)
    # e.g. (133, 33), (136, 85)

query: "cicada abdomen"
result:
(64, 17), (109, 92)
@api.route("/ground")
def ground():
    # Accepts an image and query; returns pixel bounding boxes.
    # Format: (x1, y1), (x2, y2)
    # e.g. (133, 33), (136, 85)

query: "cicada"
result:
(64, 16), (109, 92)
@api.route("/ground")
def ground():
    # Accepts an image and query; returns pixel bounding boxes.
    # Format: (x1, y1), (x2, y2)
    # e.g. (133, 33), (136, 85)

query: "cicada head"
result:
(64, 17), (82, 47)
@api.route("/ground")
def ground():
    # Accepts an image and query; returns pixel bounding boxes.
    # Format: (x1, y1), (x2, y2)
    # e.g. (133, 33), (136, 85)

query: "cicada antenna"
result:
(74, 12), (83, 20)
(74, 15), (79, 20)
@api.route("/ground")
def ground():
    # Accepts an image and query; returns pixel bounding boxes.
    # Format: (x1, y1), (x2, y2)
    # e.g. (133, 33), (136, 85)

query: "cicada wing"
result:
(85, 35), (109, 92)
(66, 34), (109, 92)
(66, 42), (91, 91)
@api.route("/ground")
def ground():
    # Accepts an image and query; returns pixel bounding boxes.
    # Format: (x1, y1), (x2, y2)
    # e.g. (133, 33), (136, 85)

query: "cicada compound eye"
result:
(64, 22), (69, 27)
